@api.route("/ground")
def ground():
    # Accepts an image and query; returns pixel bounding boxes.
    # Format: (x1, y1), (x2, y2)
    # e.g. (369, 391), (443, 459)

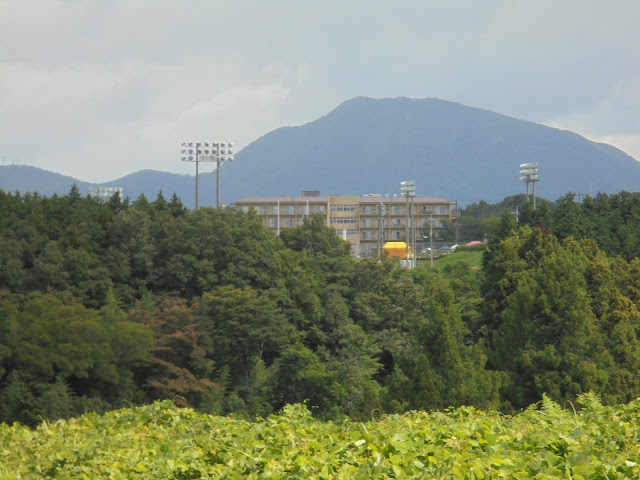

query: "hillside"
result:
(2, 97), (639, 207)
(0, 165), (92, 197)
(0, 165), (197, 206)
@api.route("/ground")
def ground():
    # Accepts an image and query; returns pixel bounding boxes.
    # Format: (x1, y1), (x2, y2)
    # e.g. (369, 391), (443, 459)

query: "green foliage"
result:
(199, 285), (296, 415)
(2, 186), (640, 426)
(434, 249), (483, 271)
(483, 226), (640, 409)
(455, 194), (550, 243)
(4, 398), (640, 479)
(0, 292), (153, 425)
(280, 214), (354, 289)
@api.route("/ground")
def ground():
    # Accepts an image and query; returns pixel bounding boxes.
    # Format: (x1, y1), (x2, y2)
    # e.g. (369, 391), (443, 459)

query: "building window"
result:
(361, 206), (372, 214)
(346, 229), (358, 235)
(438, 206), (448, 215)
(391, 231), (401, 240)
(331, 204), (357, 212)
(313, 205), (326, 213)
(391, 218), (400, 226)
(285, 218), (295, 227)
(392, 206), (401, 214)
(361, 218), (372, 227)
(241, 206), (250, 213)
(331, 217), (357, 224)
(283, 206), (294, 215)
(269, 218), (277, 228)
(269, 205), (278, 214)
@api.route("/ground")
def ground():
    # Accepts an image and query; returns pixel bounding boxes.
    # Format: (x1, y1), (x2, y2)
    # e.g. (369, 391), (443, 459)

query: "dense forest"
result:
(1, 186), (640, 426)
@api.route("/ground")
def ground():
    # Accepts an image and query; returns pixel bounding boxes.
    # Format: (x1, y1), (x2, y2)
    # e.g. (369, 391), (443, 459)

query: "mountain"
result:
(2, 97), (639, 207)
(0, 165), (200, 207)
(226, 97), (640, 204)
(0, 165), (92, 197)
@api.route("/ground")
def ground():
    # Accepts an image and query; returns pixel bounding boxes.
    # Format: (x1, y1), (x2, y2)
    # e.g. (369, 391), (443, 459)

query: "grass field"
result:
(426, 249), (484, 271)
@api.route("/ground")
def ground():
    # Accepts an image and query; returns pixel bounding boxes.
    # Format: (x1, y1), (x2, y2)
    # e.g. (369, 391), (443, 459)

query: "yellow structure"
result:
(383, 242), (411, 258)
(235, 193), (454, 256)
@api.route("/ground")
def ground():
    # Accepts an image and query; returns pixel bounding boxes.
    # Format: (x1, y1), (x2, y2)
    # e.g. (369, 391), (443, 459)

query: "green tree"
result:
(152, 190), (169, 214)
(270, 342), (338, 414)
(0, 292), (152, 425)
(168, 192), (187, 217)
(488, 228), (612, 408)
(280, 214), (354, 290)
(199, 285), (296, 406)
(551, 193), (580, 240)
(109, 208), (155, 297)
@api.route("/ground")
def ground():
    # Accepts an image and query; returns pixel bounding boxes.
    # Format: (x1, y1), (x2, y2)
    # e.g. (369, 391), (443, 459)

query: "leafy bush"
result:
(3, 397), (640, 479)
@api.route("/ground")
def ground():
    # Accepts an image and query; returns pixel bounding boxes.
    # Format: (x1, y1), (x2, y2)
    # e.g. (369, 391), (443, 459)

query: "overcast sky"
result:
(1, 0), (639, 183)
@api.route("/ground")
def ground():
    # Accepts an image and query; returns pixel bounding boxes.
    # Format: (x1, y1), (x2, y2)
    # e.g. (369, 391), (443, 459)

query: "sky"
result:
(1, 0), (639, 183)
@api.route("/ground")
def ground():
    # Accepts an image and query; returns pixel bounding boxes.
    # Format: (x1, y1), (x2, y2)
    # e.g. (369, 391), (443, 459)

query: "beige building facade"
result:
(236, 193), (454, 256)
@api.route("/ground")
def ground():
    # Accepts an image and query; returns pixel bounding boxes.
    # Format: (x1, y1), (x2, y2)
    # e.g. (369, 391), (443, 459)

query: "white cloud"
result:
(546, 75), (640, 133)
(139, 83), (290, 159)
(545, 74), (640, 160)
(592, 135), (640, 162)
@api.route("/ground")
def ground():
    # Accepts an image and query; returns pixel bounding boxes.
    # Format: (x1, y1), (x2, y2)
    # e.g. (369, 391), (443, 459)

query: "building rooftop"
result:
(236, 196), (331, 203)
(236, 195), (450, 204)
(357, 196), (450, 204)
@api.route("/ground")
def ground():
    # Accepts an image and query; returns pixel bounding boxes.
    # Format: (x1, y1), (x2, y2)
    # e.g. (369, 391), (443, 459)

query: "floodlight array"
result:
(401, 180), (416, 196)
(180, 142), (234, 163)
(180, 140), (235, 209)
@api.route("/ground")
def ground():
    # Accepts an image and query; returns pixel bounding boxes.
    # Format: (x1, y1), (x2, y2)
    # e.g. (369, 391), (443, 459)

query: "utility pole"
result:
(453, 200), (459, 245)
(405, 192), (409, 264)
(430, 214), (434, 268)
(400, 180), (416, 268)
(377, 201), (385, 257)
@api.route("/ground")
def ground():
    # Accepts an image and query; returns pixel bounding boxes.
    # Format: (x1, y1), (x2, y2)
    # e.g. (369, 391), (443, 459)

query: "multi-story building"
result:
(235, 192), (454, 256)
(87, 186), (123, 202)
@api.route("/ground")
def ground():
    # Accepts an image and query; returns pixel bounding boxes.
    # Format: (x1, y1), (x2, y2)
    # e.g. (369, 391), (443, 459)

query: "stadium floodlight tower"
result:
(519, 162), (540, 210)
(209, 142), (234, 208)
(400, 180), (416, 268)
(180, 141), (234, 209)
(180, 141), (215, 210)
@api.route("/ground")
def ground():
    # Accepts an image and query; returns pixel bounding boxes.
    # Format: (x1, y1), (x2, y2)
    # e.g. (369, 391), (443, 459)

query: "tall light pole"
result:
(401, 180), (416, 268)
(211, 142), (234, 208)
(180, 141), (213, 210)
(519, 162), (540, 210)
(180, 141), (233, 209)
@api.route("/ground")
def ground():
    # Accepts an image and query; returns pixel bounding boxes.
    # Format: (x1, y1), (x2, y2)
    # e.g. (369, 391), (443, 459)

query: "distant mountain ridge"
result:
(225, 97), (639, 204)
(2, 97), (639, 207)
(0, 165), (199, 207)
